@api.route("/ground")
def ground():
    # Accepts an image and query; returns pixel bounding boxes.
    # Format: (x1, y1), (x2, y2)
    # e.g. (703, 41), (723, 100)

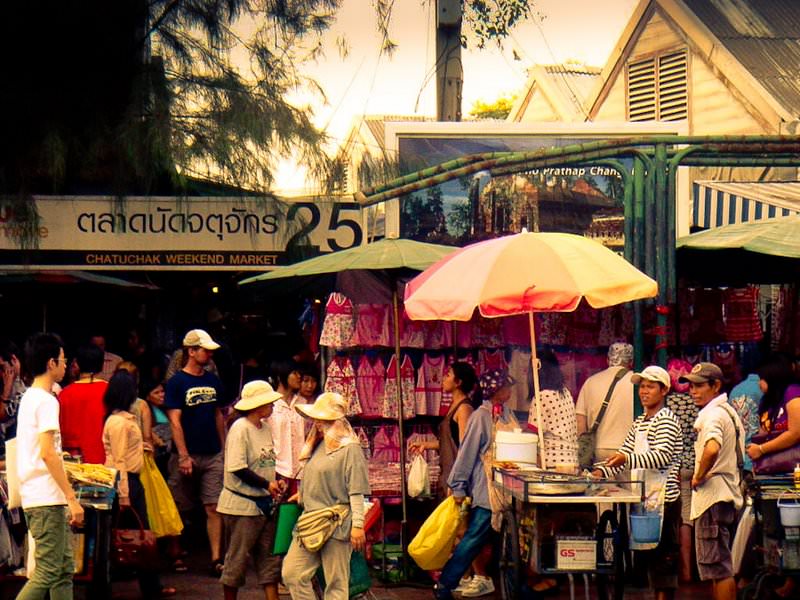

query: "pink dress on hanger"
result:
(478, 349), (507, 376)
(414, 354), (446, 415)
(324, 356), (362, 415)
(352, 304), (392, 347)
(399, 308), (426, 348)
(383, 354), (416, 419)
(356, 356), (385, 418)
(319, 293), (355, 348)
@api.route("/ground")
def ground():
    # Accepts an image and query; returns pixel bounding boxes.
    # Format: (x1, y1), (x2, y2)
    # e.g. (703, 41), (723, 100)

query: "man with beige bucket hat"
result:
(218, 380), (285, 600)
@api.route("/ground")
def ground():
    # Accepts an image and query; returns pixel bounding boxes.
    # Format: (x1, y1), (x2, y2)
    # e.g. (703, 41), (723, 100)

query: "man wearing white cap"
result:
(595, 365), (682, 600)
(165, 328), (227, 575)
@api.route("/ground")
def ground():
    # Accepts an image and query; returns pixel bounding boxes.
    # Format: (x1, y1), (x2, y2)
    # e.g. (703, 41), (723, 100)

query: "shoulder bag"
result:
(224, 486), (274, 516)
(577, 367), (628, 469)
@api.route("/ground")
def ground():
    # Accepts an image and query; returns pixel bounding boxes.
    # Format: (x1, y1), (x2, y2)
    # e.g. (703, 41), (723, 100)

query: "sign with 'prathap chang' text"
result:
(0, 196), (368, 270)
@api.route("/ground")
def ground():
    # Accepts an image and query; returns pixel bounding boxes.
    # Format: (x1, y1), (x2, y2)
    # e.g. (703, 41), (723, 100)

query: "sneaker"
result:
(460, 576), (495, 598)
(454, 576), (473, 593)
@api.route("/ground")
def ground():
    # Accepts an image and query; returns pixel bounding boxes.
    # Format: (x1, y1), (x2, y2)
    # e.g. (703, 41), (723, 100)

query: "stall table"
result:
(493, 468), (644, 600)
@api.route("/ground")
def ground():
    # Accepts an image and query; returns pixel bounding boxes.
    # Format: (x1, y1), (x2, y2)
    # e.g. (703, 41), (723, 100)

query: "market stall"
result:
(493, 468), (644, 600)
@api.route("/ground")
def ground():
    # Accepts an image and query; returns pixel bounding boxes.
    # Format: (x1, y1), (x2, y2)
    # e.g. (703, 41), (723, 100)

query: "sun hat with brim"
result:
(182, 328), (220, 350)
(678, 362), (724, 384)
(631, 365), (671, 389)
(296, 392), (348, 421)
(233, 380), (282, 411)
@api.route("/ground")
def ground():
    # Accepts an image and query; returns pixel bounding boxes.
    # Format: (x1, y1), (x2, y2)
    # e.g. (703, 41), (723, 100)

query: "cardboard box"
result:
(556, 537), (596, 571)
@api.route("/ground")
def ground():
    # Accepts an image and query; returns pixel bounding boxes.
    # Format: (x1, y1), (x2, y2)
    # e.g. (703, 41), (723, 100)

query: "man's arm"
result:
(39, 430), (84, 525)
(167, 408), (192, 475)
(215, 407), (226, 450)
(576, 414), (588, 435)
(692, 439), (721, 489)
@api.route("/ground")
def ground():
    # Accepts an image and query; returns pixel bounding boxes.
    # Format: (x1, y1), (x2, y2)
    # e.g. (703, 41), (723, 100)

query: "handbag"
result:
(112, 506), (160, 571)
(751, 431), (800, 474)
(577, 367), (628, 468)
(295, 505), (350, 552)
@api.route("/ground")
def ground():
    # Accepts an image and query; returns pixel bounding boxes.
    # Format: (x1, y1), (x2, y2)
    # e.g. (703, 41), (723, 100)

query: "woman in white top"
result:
(528, 349), (578, 470)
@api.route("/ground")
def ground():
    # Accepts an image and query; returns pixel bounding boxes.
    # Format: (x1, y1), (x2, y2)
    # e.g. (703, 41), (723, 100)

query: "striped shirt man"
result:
(599, 407), (683, 502)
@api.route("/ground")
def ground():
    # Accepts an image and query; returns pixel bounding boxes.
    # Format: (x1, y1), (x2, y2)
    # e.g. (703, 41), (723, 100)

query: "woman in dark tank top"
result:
(409, 362), (477, 499)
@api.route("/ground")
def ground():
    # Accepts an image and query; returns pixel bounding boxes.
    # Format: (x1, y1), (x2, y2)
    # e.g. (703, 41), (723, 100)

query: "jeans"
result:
(17, 505), (74, 600)
(439, 506), (493, 591)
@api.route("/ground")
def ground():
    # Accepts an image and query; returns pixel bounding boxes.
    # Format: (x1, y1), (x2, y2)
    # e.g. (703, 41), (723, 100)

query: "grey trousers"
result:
(282, 537), (351, 600)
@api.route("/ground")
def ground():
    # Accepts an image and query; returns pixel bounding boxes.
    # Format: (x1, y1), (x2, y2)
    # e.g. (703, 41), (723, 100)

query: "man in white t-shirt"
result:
(575, 343), (634, 462)
(16, 333), (84, 600)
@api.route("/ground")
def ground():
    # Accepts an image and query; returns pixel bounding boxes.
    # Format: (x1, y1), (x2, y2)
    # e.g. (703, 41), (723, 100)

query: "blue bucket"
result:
(630, 514), (661, 543)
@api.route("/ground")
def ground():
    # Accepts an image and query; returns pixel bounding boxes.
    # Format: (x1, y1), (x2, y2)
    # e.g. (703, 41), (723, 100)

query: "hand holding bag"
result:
(407, 454), (430, 498)
(295, 505), (350, 552)
(408, 496), (464, 570)
(112, 506), (160, 571)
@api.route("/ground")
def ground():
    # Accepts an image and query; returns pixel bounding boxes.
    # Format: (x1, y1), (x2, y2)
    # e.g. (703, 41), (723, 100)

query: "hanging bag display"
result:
(577, 368), (628, 469)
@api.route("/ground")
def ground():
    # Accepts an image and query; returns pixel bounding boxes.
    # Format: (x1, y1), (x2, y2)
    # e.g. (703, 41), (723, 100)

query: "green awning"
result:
(239, 238), (457, 285)
(677, 215), (800, 258)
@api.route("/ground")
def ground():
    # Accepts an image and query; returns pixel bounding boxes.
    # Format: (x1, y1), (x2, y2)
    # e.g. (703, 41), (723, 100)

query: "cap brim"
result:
(200, 342), (221, 350)
(678, 374), (707, 384)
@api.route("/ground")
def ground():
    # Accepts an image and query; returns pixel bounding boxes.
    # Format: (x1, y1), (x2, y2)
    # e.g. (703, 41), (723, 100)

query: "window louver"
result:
(627, 50), (687, 122)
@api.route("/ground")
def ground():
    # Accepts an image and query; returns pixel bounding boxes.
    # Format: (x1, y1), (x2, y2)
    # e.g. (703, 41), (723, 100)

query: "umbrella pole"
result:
(393, 288), (408, 576)
(528, 312), (545, 468)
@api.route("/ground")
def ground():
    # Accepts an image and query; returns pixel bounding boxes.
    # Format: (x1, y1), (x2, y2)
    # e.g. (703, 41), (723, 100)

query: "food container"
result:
(495, 428), (538, 464)
(778, 492), (800, 528)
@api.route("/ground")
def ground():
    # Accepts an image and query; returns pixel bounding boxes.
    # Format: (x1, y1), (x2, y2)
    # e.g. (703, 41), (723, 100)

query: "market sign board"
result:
(382, 121), (689, 244)
(0, 196), (366, 270)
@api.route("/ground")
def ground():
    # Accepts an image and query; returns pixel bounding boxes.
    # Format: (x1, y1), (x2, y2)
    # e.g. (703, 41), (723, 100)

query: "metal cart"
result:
(493, 468), (644, 600)
(739, 475), (800, 600)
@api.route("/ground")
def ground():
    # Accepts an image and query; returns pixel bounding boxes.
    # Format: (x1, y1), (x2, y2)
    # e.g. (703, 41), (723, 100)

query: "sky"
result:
(273, 0), (640, 193)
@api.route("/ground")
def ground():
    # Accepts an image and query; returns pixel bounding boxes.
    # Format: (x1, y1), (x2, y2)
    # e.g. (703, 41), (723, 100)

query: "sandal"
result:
(160, 586), (177, 598)
(172, 559), (188, 573)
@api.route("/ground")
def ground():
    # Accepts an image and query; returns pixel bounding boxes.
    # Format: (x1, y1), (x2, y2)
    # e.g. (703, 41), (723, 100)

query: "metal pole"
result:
(528, 312), (546, 468)
(392, 289), (408, 577)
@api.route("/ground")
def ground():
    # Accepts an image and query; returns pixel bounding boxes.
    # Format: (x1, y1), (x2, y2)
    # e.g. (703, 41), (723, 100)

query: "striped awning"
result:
(692, 181), (800, 228)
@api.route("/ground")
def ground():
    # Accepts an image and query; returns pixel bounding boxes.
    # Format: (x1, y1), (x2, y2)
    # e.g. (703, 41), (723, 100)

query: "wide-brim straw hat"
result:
(295, 392), (348, 421)
(234, 380), (283, 411)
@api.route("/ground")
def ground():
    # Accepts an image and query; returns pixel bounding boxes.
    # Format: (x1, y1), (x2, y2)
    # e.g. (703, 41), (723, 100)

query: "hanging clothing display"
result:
(723, 287), (763, 342)
(383, 354), (415, 419)
(478, 349), (507, 376)
(323, 356), (362, 415)
(352, 304), (392, 347)
(414, 354), (446, 415)
(507, 348), (532, 412)
(356, 356), (385, 419)
(399, 308), (426, 348)
(319, 293), (356, 348)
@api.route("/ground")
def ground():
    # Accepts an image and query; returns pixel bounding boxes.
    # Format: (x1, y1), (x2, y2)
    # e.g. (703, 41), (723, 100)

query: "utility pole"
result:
(435, 0), (462, 121)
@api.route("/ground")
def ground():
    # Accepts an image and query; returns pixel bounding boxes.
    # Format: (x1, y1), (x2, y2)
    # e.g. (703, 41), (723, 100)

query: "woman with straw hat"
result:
(218, 380), (284, 600)
(282, 392), (370, 600)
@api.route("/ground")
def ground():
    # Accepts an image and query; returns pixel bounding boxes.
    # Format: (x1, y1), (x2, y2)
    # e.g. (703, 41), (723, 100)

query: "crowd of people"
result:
(2, 327), (800, 600)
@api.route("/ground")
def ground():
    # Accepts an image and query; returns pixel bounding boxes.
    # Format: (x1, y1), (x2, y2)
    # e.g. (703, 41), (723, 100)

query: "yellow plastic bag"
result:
(408, 496), (463, 570)
(139, 452), (183, 538)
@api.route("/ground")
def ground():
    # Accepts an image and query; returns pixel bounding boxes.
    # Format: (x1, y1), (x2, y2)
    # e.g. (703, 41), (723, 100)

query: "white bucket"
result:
(779, 492), (800, 528)
(495, 428), (538, 464)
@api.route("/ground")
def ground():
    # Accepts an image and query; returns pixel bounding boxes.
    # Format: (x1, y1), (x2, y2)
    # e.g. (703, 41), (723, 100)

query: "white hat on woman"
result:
(296, 392), (349, 421)
(233, 380), (283, 411)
